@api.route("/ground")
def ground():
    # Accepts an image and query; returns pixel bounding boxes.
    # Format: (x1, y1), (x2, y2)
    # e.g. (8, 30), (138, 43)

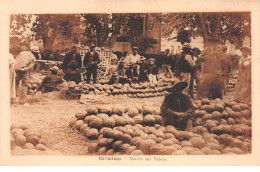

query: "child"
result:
(147, 58), (158, 84)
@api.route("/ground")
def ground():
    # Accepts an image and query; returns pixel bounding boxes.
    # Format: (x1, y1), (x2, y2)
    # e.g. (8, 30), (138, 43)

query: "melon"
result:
(232, 104), (241, 112)
(74, 120), (84, 130)
(121, 143), (131, 153)
(160, 139), (174, 146)
(86, 106), (98, 115)
(113, 140), (123, 152)
(153, 130), (164, 138)
(215, 103), (224, 112)
(69, 118), (77, 127)
(89, 117), (103, 129)
(189, 150), (204, 155)
(158, 146), (177, 155)
(206, 142), (222, 151)
(182, 146), (196, 154)
(201, 98), (210, 105)
(86, 128), (99, 139)
(124, 129), (135, 137)
(180, 141), (193, 147)
(122, 134), (132, 143)
(142, 105), (154, 114)
(200, 147), (212, 155)
(106, 149), (114, 155)
(112, 104), (125, 115)
(201, 113), (212, 121)
(144, 115), (155, 126)
(154, 137), (164, 143)
(189, 137), (206, 149)
(211, 111), (221, 119)
(103, 117), (115, 128)
(97, 147), (107, 155)
(128, 107), (139, 117)
(171, 150), (188, 155)
(153, 115), (163, 124)
(26, 135), (39, 146)
(75, 110), (87, 119)
(35, 144), (46, 151)
(133, 116), (143, 124)
(23, 143), (34, 149)
(125, 117), (136, 126)
(150, 144), (165, 154)
(140, 139), (156, 154)
(130, 150), (144, 155)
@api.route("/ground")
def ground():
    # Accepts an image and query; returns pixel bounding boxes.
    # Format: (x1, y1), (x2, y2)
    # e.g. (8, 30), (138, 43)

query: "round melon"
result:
(130, 150), (144, 155)
(35, 144), (46, 151)
(86, 106), (98, 115)
(180, 140), (193, 147)
(23, 143), (34, 149)
(128, 107), (139, 117)
(86, 128), (99, 140)
(89, 117), (103, 129)
(103, 117), (115, 128)
(189, 137), (206, 149)
(140, 139), (156, 154)
(75, 110), (87, 119)
(113, 140), (123, 152)
(112, 104), (125, 115)
(133, 116), (143, 124)
(142, 105), (154, 115)
(144, 115), (155, 126)
(26, 135), (39, 146)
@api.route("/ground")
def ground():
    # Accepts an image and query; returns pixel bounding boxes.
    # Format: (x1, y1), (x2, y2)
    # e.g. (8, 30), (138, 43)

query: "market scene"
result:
(9, 13), (252, 156)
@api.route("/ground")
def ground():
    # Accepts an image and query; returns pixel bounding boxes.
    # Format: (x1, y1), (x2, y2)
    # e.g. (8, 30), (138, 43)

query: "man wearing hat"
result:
(161, 81), (194, 131)
(124, 46), (141, 79)
(63, 46), (82, 84)
(174, 43), (195, 96)
(138, 56), (148, 82)
(190, 47), (202, 98)
(14, 45), (40, 103)
(38, 66), (64, 93)
(83, 43), (100, 84)
(161, 49), (174, 78)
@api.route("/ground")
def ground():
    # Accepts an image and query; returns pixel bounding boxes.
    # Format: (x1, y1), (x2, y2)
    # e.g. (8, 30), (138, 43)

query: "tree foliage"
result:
(161, 12), (251, 47)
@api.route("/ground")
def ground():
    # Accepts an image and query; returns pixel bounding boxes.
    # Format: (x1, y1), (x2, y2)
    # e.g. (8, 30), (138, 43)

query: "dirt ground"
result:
(10, 92), (164, 155)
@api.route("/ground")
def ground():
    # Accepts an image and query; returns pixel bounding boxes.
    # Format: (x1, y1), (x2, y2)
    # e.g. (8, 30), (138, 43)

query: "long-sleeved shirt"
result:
(161, 92), (194, 116)
(123, 54), (141, 65)
(63, 51), (82, 71)
(83, 51), (100, 67)
(14, 51), (36, 71)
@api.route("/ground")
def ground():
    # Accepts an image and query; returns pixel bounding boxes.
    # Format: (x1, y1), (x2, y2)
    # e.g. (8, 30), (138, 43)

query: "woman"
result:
(9, 53), (16, 101)
(234, 46), (251, 103)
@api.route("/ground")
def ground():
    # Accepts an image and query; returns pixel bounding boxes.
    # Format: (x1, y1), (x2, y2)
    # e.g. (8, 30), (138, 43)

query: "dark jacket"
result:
(147, 64), (158, 75)
(63, 51), (82, 71)
(39, 72), (63, 93)
(161, 92), (194, 116)
(83, 51), (100, 67)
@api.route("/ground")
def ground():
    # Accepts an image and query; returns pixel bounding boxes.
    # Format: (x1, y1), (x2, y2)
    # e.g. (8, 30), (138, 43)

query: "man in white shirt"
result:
(124, 47), (141, 79)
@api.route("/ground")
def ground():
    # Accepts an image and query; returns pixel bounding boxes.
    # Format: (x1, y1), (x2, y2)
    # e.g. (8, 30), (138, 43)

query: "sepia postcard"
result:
(0, 0), (260, 166)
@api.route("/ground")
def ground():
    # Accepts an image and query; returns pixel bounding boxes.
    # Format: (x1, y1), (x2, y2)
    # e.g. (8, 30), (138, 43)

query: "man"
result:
(38, 66), (64, 93)
(110, 48), (118, 60)
(83, 43), (100, 84)
(138, 56), (148, 82)
(190, 47), (202, 98)
(124, 46), (141, 79)
(63, 46), (82, 84)
(174, 44), (195, 96)
(14, 46), (39, 104)
(161, 82), (194, 131)
(162, 49), (174, 78)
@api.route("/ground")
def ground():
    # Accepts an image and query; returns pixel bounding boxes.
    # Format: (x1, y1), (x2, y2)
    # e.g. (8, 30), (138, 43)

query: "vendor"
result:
(14, 46), (39, 104)
(138, 56), (148, 83)
(124, 46), (141, 79)
(83, 43), (100, 84)
(38, 66), (64, 93)
(63, 46), (82, 84)
(161, 82), (194, 131)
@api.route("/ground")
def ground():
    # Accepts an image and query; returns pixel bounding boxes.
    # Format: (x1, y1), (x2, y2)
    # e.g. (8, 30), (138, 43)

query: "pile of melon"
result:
(60, 81), (172, 98)
(10, 123), (47, 151)
(69, 99), (251, 155)
(226, 71), (239, 92)
(26, 73), (46, 95)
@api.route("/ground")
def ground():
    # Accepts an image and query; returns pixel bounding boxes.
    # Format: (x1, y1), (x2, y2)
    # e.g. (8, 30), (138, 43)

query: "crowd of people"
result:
(9, 41), (251, 108)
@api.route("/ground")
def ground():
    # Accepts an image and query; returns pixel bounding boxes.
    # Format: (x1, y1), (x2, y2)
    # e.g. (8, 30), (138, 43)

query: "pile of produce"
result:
(26, 73), (46, 95)
(10, 123), (47, 151)
(69, 99), (251, 155)
(226, 71), (239, 92)
(59, 80), (174, 98)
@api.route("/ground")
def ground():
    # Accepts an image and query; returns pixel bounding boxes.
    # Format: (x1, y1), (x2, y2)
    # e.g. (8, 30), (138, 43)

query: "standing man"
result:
(124, 46), (141, 79)
(190, 47), (202, 98)
(63, 46), (82, 84)
(162, 49), (174, 78)
(83, 43), (100, 84)
(14, 46), (39, 104)
(174, 44), (195, 96)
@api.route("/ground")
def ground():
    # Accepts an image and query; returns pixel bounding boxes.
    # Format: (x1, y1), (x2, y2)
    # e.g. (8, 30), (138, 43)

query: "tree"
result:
(161, 12), (251, 47)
